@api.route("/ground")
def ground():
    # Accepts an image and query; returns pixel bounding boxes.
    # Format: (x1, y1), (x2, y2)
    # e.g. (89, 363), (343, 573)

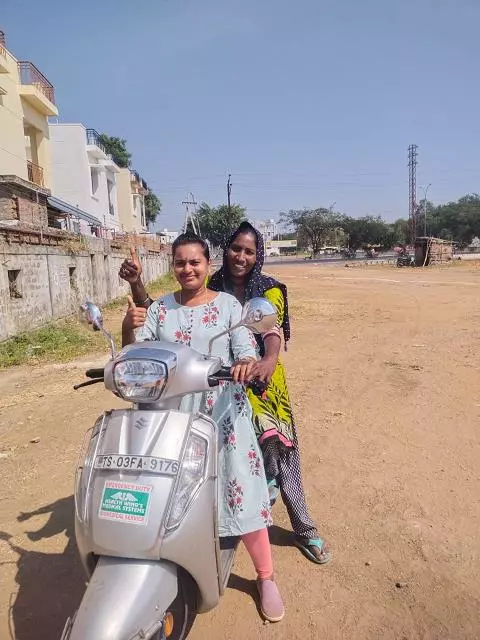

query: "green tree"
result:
(188, 203), (246, 248)
(280, 208), (342, 255)
(428, 194), (480, 244)
(340, 215), (394, 250)
(390, 218), (410, 245)
(144, 192), (162, 226)
(98, 134), (131, 168)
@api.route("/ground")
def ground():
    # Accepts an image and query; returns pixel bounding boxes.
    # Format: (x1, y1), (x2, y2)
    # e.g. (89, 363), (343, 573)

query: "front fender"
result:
(65, 557), (178, 640)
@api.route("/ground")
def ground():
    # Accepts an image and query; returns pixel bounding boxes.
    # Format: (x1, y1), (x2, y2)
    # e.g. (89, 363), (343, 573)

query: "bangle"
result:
(134, 296), (150, 306)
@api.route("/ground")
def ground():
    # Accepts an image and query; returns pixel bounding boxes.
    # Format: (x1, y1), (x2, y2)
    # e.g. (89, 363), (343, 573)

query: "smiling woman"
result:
(120, 232), (285, 622)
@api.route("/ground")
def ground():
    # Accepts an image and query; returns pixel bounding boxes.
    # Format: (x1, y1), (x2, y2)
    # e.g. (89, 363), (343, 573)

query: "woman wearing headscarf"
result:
(119, 224), (330, 564)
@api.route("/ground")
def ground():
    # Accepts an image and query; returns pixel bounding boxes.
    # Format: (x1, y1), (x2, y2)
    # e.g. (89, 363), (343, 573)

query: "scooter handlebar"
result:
(208, 368), (268, 397)
(86, 368), (105, 379)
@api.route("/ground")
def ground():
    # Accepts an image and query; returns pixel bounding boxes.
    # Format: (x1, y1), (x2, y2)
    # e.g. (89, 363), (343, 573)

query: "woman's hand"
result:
(123, 296), (147, 332)
(231, 358), (256, 384)
(119, 247), (143, 284)
(248, 356), (277, 384)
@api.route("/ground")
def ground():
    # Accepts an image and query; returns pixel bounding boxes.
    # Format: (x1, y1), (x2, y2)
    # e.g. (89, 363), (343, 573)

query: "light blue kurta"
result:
(137, 291), (272, 537)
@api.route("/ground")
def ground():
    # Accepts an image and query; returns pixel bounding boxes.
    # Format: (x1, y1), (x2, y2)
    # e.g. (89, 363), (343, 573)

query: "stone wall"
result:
(0, 232), (170, 341)
(0, 175), (50, 228)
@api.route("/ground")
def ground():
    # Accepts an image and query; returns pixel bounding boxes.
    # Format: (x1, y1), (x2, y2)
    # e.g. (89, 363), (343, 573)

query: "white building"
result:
(157, 228), (179, 245)
(49, 123), (121, 233)
(253, 218), (278, 242)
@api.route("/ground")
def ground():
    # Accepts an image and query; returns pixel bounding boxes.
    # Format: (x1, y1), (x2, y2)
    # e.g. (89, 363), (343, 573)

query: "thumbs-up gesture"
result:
(123, 295), (147, 333)
(119, 246), (143, 283)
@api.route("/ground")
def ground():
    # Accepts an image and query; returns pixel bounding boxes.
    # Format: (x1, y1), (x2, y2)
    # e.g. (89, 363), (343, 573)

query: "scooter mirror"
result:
(241, 297), (277, 334)
(79, 301), (103, 332)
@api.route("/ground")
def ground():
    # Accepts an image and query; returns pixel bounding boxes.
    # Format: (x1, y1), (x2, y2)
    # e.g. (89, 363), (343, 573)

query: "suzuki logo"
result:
(134, 417), (149, 430)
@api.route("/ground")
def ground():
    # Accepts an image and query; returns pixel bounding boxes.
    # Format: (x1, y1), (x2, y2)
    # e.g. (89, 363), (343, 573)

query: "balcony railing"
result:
(131, 169), (148, 193)
(27, 160), (44, 187)
(18, 61), (55, 104)
(86, 128), (108, 154)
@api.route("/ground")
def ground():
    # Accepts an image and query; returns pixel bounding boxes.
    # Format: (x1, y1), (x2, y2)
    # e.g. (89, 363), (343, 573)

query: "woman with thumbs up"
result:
(121, 233), (285, 623)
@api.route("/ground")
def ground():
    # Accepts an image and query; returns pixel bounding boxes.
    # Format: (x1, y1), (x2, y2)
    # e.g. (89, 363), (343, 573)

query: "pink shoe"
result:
(256, 578), (285, 622)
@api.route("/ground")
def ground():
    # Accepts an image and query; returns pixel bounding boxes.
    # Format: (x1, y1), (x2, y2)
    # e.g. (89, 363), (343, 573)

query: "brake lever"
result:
(73, 378), (104, 391)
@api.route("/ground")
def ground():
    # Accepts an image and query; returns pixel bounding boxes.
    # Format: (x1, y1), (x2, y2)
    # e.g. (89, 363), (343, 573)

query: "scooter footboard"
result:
(63, 556), (178, 640)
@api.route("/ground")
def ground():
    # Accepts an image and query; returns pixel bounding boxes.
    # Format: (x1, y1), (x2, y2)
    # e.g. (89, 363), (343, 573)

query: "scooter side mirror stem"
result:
(80, 300), (116, 358)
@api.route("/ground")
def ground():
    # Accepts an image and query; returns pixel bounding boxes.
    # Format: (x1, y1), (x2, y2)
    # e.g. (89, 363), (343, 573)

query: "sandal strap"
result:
(301, 537), (326, 549)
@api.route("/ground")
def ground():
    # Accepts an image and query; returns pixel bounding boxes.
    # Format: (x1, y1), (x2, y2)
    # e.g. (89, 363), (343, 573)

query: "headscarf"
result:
(208, 221), (291, 353)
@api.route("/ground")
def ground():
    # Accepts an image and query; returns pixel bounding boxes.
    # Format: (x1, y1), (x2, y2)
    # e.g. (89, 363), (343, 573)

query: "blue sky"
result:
(2, 0), (480, 229)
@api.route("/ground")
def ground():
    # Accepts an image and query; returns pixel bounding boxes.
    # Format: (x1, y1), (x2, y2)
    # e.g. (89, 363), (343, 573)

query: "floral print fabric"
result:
(136, 291), (272, 536)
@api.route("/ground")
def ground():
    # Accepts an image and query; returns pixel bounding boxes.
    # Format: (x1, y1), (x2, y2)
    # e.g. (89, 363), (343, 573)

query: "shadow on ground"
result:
(0, 496), (85, 640)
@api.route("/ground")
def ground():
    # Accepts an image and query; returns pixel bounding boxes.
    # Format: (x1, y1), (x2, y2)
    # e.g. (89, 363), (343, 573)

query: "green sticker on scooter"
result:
(99, 480), (153, 525)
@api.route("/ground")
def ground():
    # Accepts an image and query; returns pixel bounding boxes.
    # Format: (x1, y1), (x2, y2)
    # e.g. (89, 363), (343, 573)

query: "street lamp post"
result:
(420, 184), (431, 236)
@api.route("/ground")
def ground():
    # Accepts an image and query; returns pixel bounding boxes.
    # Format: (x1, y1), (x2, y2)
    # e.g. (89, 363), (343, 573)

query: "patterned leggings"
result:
(263, 441), (319, 541)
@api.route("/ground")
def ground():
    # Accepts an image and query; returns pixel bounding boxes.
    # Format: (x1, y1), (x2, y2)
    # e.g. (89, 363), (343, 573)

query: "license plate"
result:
(94, 454), (179, 476)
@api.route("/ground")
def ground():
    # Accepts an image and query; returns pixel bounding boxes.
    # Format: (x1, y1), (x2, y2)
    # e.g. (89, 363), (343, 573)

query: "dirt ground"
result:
(1, 263), (479, 640)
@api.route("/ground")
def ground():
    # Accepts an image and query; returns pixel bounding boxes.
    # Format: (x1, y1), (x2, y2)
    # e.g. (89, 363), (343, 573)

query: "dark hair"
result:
(229, 221), (258, 250)
(172, 233), (210, 260)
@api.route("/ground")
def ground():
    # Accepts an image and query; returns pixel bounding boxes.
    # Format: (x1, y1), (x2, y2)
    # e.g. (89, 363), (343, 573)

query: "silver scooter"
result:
(61, 297), (276, 640)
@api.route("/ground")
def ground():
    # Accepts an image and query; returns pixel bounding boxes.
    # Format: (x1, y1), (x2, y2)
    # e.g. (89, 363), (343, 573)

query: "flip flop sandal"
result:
(293, 536), (331, 565)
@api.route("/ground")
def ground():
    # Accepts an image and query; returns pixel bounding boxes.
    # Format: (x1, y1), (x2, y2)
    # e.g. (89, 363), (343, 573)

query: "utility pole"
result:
(420, 183), (431, 237)
(227, 174), (232, 216)
(408, 144), (418, 246)
(181, 194), (198, 234)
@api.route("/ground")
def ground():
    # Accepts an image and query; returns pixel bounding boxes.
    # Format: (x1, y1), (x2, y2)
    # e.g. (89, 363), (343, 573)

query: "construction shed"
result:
(415, 237), (453, 266)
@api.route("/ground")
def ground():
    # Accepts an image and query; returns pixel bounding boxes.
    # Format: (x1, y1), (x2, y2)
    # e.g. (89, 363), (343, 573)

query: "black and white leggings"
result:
(263, 442), (319, 541)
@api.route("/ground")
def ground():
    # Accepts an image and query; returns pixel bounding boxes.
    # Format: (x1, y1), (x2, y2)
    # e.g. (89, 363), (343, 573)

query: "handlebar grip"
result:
(85, 368), (105, 379)
(248, 378), (268, 397)
(207, 368), (268, 397)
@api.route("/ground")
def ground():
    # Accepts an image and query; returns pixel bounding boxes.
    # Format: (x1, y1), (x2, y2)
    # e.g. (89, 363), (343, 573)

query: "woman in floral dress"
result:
(122, 233), (284, 623)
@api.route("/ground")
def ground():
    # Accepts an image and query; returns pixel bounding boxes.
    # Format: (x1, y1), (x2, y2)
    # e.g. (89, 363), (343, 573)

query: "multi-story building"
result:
(0, 31), (104, 233)
(0, 30), (58, 189)
(157, 228), (179, 244)
(49, 123), (121, 232)
(117, 168), (148, 232)
(254, 218), (278, 242)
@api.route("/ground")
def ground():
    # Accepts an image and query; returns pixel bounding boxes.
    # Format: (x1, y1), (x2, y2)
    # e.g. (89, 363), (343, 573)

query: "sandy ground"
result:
(0, 263), (479, 640)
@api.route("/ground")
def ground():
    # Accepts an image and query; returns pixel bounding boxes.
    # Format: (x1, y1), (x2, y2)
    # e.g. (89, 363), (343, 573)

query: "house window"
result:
(8, 269), (22, 299)
(90, 167), (99, 195)
(107, 179), (115, 215)
(69, 266), (77, 288)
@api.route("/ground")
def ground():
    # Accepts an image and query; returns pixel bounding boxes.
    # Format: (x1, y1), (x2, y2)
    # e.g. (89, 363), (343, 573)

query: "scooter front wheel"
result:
(158, 569), (198, 640)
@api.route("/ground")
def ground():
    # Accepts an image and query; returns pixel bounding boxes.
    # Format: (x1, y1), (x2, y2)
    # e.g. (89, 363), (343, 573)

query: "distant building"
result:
(156, 228), (179, 245)
(117, 169), (148, 232)
(49, 123), (121, 232)
(0, 31), (101, 234)
(0, 30), (58, 189)
(253, 218), (278, 242)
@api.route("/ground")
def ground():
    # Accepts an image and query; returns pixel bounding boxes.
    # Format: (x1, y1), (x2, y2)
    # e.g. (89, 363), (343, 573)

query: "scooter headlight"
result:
(114, 359), (167, 402)
(166, 433), (208, 530)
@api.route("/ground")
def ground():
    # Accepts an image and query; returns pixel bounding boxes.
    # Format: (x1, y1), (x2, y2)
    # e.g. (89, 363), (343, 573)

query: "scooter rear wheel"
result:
(157, 569), (197, 640)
